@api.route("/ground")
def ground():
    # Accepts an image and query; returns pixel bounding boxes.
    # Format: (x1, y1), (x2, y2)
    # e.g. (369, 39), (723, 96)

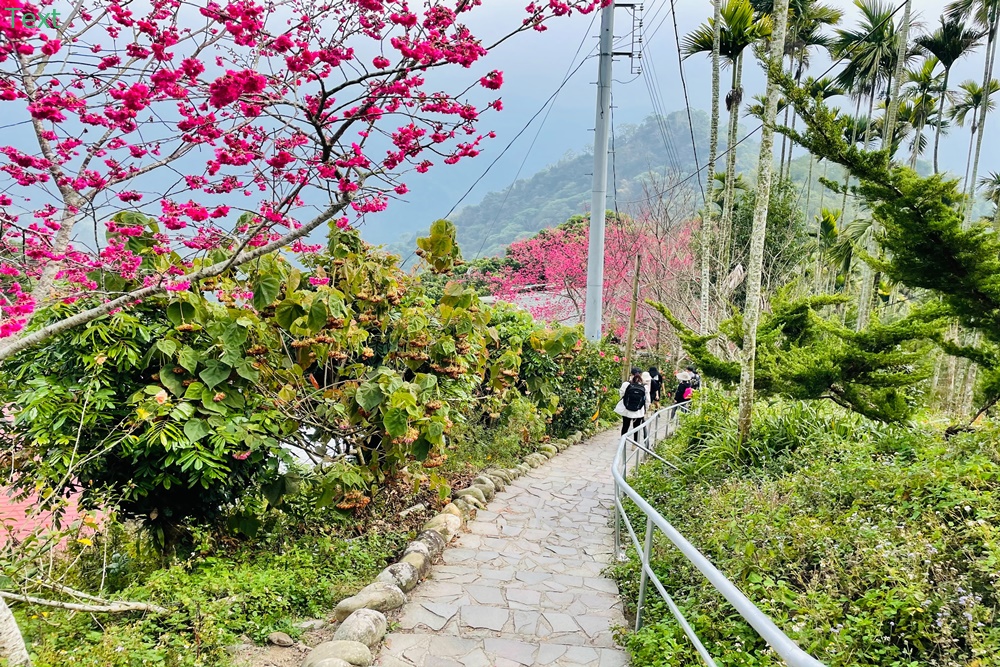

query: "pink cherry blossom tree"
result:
(0, 0), (608, 362)
(489, 211), (696, 350)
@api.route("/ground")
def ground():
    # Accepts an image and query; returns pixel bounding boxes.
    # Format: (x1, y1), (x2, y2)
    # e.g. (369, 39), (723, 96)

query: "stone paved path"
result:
(376, 429), (629, 667)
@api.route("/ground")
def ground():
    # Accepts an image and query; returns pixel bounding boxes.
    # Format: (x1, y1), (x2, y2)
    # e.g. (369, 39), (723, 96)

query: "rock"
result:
(376, 562), (420, 592)
(472, 476), (496, 494)
(524, 454), (547, 467)
(304, 659), (352, 667)
(268, 631), (294, 647)
(471, 482), (495, 501)
(296, 619), (327, 631)
(484, 473), (506, 491)
(451, 498), (475, 518)
(538, 444), (558, 457)
(303, 640), (373, 667)
(333, 609), (387, 650)
(403, 540), (430, 559)
(440, 502), (463, 519)
(415, 529), (447, 557)
(485, 469), (512, 483)
(333, 582), (406, 621)
(421, 513), (462, 541)
(454, 487), (486, 505)
(400, 550), (430, 577)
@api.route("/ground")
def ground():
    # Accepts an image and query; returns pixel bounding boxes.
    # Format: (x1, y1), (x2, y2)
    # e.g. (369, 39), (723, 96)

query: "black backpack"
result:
(623, 383), (646, 412)
(690, 373), (701, 390)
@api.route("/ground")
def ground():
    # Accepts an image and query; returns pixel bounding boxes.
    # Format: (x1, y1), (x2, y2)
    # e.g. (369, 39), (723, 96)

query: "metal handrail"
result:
(611, 403), (825, 667)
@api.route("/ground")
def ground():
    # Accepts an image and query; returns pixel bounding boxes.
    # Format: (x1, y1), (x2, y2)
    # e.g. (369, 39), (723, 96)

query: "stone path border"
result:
(298, 428), (603, 667)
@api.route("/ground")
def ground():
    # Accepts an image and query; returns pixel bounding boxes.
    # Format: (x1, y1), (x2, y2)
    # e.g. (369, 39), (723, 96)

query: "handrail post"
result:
(613, 445), (621, 558)
(635, 514), (654, 631)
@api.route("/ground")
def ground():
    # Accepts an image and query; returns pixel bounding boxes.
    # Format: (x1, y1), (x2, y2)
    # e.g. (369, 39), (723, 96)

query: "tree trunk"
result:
(737, 0), (788, 445)
(964, 10), (1000, 227)
(963, 127), (976, 197)
(700, 0), (723, 335)
(0, 597), (30, 666)
(933, 67), (950, 174)
(720, 57), (744, 276)
(778, 53), (792, 179)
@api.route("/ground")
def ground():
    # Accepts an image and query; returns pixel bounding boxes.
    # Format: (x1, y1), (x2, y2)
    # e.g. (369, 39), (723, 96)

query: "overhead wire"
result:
(453, 11), (600, 259)
(669, 0), (706, 207)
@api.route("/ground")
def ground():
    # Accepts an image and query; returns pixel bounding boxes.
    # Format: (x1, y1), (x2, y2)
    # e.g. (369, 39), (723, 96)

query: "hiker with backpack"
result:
(687, 365), (701, 391)
(615, 368), (650, 436)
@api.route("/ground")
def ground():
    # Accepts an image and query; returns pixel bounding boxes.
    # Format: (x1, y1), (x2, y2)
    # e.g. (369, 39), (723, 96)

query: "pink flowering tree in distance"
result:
(489, 213), (696, 349)
(0, 0), (608, 361)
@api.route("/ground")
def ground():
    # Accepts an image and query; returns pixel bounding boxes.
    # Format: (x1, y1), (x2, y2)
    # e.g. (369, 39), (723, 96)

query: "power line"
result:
(618, 0), (911, 206)
(437, 11), (600, 259)
(669, 0), (706, 206)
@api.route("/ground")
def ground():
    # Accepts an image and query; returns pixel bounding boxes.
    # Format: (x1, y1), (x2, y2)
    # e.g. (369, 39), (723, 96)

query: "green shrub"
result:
(16, 528), (405, 667)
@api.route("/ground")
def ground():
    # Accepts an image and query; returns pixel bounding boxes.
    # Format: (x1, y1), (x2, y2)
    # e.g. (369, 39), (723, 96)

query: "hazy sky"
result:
(365, 0), (996, 246)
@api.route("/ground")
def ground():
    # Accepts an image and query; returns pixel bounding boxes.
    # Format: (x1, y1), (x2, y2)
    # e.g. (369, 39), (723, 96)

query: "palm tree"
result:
(701, 0), (724, 336)
(980, 171), (1000, 228)
(833, 0), (909, 146)
(950, 79), (1000, 198)
(683, 0), (772, 278)
(947, 0), (1000, 224)
(902, 57), (944, 167)
(914, 17), (985, 173)
(738, 0), (789, 444)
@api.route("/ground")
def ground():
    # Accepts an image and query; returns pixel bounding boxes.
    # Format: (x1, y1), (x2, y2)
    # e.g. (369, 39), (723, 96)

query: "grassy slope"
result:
(611, 391), (1000, 666)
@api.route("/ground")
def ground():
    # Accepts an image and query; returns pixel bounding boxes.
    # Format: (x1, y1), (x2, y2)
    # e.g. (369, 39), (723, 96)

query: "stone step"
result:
(377, 633), (629, 667)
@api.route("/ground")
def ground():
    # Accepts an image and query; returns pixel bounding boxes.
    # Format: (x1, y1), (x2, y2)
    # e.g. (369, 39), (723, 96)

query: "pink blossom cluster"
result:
(0, 0), (610, 343)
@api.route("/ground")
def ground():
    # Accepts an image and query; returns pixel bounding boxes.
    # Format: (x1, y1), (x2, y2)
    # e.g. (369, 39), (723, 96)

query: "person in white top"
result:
(615, 367), (650, 435)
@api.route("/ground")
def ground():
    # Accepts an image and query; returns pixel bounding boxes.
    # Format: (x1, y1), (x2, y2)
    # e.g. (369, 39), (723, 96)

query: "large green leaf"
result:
(166, 301), (196, 326)
(160, 366), (185, 397)
(184, 418), (211, 443)
(275, 299), (306, 330)
(199, 360), (231, 389)
(178, 347), (200, 374)
(426, 420), (445, 446)
(236, 359), (260, 382)
(355, 382), (383, 412)
(252, 275), (281, 311)
(307, 299), (328, 333)
(383, 407), (408, 438)
(221, 323), (248, 350)
(411, 437), (431, 461)
(156, 339), (178, 357)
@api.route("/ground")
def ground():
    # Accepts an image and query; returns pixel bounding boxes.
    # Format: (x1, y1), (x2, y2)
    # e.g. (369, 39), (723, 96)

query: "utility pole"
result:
(584, 2), (615, 342)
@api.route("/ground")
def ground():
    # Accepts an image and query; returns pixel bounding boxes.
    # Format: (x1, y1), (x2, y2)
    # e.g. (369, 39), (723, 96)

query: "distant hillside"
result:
(390, 110), (759, 261)
(388, 111), (993, 266)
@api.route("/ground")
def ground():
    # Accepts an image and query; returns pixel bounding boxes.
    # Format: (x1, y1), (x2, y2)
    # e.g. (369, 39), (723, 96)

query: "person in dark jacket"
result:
(615, 368), (650, 435)
(648, 366), (663, 405)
